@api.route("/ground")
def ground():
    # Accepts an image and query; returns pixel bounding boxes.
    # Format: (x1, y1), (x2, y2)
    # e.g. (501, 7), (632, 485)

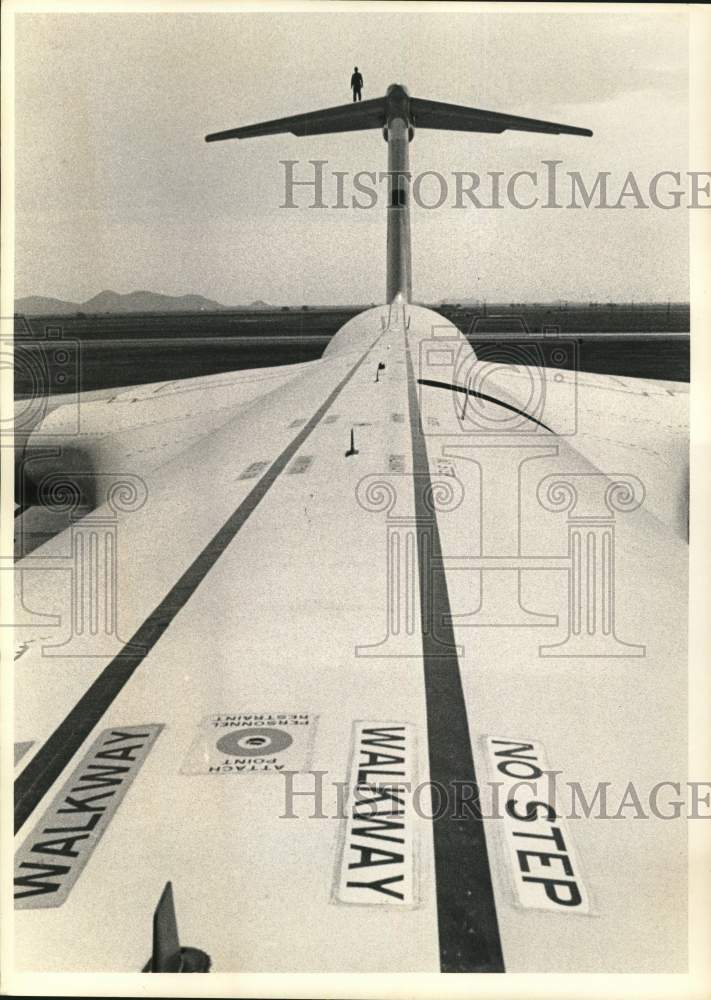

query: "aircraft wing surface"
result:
(205, 98), (385, 141)
(409, 97), (594, 136)
(13, 304), (688, 973)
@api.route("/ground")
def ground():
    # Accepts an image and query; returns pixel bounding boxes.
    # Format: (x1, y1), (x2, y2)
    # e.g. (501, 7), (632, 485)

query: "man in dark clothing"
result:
(351, 67), (363, 102)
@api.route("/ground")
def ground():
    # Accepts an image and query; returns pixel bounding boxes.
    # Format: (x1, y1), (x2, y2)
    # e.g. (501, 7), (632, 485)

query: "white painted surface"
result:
(14, 304), (688, 973)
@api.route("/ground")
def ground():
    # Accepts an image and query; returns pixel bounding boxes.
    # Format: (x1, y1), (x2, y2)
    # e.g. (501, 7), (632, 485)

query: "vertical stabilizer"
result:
(205, 86), (591, 303)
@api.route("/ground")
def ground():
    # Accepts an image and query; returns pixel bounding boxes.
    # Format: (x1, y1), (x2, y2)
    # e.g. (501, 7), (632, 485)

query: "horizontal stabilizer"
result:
(410, 97), (593, 137)
(205, 97), (385, 142)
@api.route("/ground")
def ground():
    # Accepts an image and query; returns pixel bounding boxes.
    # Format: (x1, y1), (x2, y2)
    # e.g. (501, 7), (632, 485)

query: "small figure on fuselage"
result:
(351, 67), (363, 102)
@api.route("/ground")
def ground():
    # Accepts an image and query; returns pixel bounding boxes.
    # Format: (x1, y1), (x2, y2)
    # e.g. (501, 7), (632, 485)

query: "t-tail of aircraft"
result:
(205, 84), (592, 302)
(14, 78), (689, 981)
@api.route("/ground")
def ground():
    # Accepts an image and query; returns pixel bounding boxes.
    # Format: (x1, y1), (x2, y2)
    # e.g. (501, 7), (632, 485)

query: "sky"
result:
(13, 5), (691, 305)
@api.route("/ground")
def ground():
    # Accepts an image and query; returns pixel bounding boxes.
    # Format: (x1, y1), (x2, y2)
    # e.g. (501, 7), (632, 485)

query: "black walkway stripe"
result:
(406, 339), (505, 972)
(15, 338), (380, 834)
(417, 377), (554, 432)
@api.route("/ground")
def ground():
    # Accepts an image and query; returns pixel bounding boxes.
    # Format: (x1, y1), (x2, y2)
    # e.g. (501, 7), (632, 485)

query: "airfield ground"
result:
(13, 303), (690, 399)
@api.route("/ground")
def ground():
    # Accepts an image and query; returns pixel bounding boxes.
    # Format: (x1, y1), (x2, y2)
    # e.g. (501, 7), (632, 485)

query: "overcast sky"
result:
(14, 5), (690, 305)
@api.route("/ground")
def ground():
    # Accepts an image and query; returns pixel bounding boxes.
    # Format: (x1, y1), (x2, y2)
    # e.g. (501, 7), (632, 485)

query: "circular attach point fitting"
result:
(216, 727), (293, 757)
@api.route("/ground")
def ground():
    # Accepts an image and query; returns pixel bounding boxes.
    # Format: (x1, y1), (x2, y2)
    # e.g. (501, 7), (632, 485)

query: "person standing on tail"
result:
(351, 66), (363, 102)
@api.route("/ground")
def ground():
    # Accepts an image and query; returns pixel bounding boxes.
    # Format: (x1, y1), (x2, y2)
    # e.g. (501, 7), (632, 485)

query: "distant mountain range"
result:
(15, 290), (273, 315)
